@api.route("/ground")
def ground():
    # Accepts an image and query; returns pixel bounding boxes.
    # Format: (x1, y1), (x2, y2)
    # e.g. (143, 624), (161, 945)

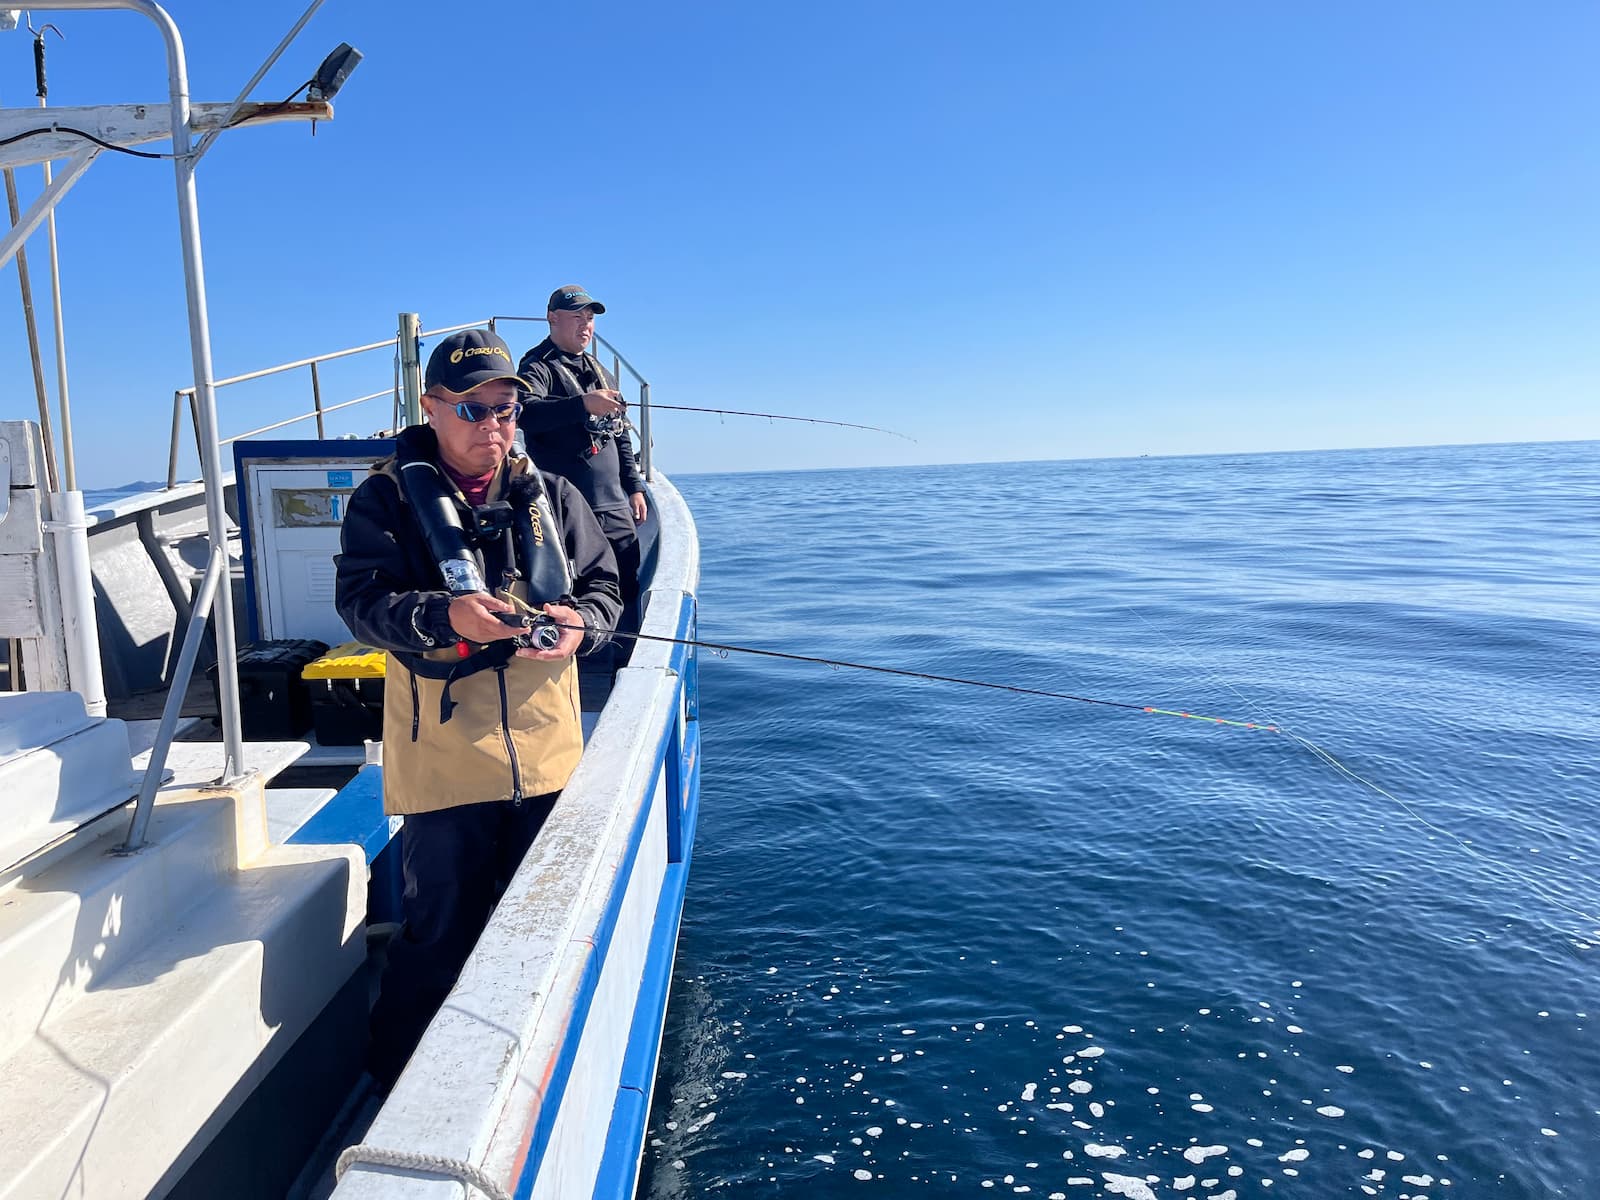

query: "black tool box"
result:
(210, 638), (328, 740)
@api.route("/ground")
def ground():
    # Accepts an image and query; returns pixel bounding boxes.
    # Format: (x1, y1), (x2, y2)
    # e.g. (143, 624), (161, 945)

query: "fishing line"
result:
(1124, 606), (1286, 734)
(1294, 733), (1599, 933)
(536, 616), (1600, 932)
(1120, 605), (1600, 934)
(541, 621), (1279, 729)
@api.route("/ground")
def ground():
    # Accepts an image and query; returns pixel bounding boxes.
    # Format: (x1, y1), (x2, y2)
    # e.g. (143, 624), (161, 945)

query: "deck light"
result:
(308, 42), (363, 102)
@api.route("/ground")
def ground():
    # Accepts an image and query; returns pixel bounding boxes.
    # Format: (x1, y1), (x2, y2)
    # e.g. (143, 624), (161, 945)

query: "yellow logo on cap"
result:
(448, 345), (511, 365)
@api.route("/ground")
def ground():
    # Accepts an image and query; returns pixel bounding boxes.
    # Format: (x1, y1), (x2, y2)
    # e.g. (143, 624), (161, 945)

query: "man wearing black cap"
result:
(336, 327), (620, 1090)
(517, 286), (646, 664)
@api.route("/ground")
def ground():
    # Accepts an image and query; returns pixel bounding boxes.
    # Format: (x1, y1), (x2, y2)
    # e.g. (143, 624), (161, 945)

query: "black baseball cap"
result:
(424, 329), (529, 395)
(547, 284), (606, 314)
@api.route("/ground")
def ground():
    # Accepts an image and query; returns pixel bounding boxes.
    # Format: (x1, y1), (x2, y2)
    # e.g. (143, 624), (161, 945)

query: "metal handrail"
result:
(119, 541), (228, 852)
(488, 314), (656, 479)
(220, 389), (391, 445)
(162, 319), (492, 488)
(203, 335), (399, 386)
(165, 314), (659, 485)
(487, 314), (650, 390)
(131, 305), (658, 849)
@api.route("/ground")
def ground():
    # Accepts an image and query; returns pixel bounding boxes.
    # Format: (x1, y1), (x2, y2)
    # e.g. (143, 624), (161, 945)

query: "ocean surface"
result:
(640, 441), (1600, 1200)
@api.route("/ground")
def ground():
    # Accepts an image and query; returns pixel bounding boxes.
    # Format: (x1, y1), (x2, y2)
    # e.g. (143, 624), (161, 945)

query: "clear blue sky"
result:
(0, 1), (1595, 489)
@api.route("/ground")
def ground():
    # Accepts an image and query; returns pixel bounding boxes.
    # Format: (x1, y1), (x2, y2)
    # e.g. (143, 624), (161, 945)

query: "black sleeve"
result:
(516, 355), (589, 432)
(548, 472), (622, 655)
(334, 475), (459, 653)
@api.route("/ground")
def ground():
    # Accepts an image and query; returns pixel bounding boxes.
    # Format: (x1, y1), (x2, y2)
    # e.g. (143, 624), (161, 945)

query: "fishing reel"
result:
(493, 609), (562, 651)
(466, 500), (565, 649)
(582, 410), (634, 459)
(585, 411), (629, 438)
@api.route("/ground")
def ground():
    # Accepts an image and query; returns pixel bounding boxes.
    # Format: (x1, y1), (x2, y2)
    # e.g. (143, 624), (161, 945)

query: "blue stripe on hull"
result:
(511, 592), (701, 1199)
(512, 672), (688, 1196)
(592, 728), (701, 1199)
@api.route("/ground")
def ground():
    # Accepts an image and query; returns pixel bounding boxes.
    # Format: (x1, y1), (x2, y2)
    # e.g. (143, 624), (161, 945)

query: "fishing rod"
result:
(629, 403), (916, 443)
(587, 403), (912, 444)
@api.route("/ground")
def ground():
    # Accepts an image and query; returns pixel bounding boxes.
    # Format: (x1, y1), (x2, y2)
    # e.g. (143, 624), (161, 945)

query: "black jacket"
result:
(335, 425), (621, 657)
(517, 337), (646, 516)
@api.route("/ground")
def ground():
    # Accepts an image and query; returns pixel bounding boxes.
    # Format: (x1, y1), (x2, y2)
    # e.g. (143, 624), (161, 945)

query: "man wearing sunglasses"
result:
(516, 285), (646, 665)
(335, 327), (621, 1091)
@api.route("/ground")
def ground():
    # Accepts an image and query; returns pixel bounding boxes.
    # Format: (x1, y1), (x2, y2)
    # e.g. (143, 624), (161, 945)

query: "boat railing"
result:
(134, 309), (658, 851)
(488, 315), (655, 479)
(162, 319), (482, 489)
(164, 316), (656, 489)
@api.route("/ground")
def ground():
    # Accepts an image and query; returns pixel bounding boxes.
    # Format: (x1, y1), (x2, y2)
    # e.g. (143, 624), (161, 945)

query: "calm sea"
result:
(641, 441), (1600, 1200)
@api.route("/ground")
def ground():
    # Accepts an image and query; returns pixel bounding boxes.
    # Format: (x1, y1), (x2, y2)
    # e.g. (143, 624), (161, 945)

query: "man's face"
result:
(422, 379), (522, 476)
(548, 305), (596, 355)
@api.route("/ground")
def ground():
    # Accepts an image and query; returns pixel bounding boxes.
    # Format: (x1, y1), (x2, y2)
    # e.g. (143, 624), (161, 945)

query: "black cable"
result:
(233, 76), (318, 124)
(0, 76), (321, 163)
(0, 124), (172, 160)
(274, 76), (315, 106)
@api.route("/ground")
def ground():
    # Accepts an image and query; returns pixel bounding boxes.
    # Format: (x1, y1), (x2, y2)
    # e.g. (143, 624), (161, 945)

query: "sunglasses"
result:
(452, 399), (523, 423)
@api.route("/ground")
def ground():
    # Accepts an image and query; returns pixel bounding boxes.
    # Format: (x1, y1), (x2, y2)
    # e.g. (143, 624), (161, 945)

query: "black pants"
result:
(367, 792), (558, 1090)
(596, 510), (640, 666)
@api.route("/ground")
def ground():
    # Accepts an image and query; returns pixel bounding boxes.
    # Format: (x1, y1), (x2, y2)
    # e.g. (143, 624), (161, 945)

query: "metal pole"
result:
(587, 332), (646, 392)
(13, 1), (269, 784)
(34, 25), (78, 492)
(119, 542), (227, 852)
(188, 390), (202, 473)
(310, 359), (325, 437)
(189, 0), (329, 163)
(398, 311), (422, 428)
(2, 138), (60, 492)
(137, 0), (247, 780)
(0, 147), (98, 271)
(167, 389), (183, 488)
(639, 381), (652, 480)
(44, 489), (106, 715)
(40, 174), (76, 490)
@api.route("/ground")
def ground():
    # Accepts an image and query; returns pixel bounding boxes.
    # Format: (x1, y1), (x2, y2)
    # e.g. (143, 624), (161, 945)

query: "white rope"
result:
(334, 1144), (512, 1200)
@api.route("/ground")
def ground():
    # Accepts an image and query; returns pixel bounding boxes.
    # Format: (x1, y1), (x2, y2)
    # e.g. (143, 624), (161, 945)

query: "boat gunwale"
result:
(331, 470), (701, 1200)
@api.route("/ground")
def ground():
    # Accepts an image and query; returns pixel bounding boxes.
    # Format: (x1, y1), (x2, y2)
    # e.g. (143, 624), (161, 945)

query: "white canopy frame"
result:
(0, 1), (335, 849)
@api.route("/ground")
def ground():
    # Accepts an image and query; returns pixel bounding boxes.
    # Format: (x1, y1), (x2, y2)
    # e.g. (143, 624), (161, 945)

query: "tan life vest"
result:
(374, 453), (582, 815)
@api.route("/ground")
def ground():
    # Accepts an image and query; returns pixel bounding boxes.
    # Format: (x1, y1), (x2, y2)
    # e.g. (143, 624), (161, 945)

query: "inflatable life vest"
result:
(543, 354), (624, 459)
(393, 440), (573, 721)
